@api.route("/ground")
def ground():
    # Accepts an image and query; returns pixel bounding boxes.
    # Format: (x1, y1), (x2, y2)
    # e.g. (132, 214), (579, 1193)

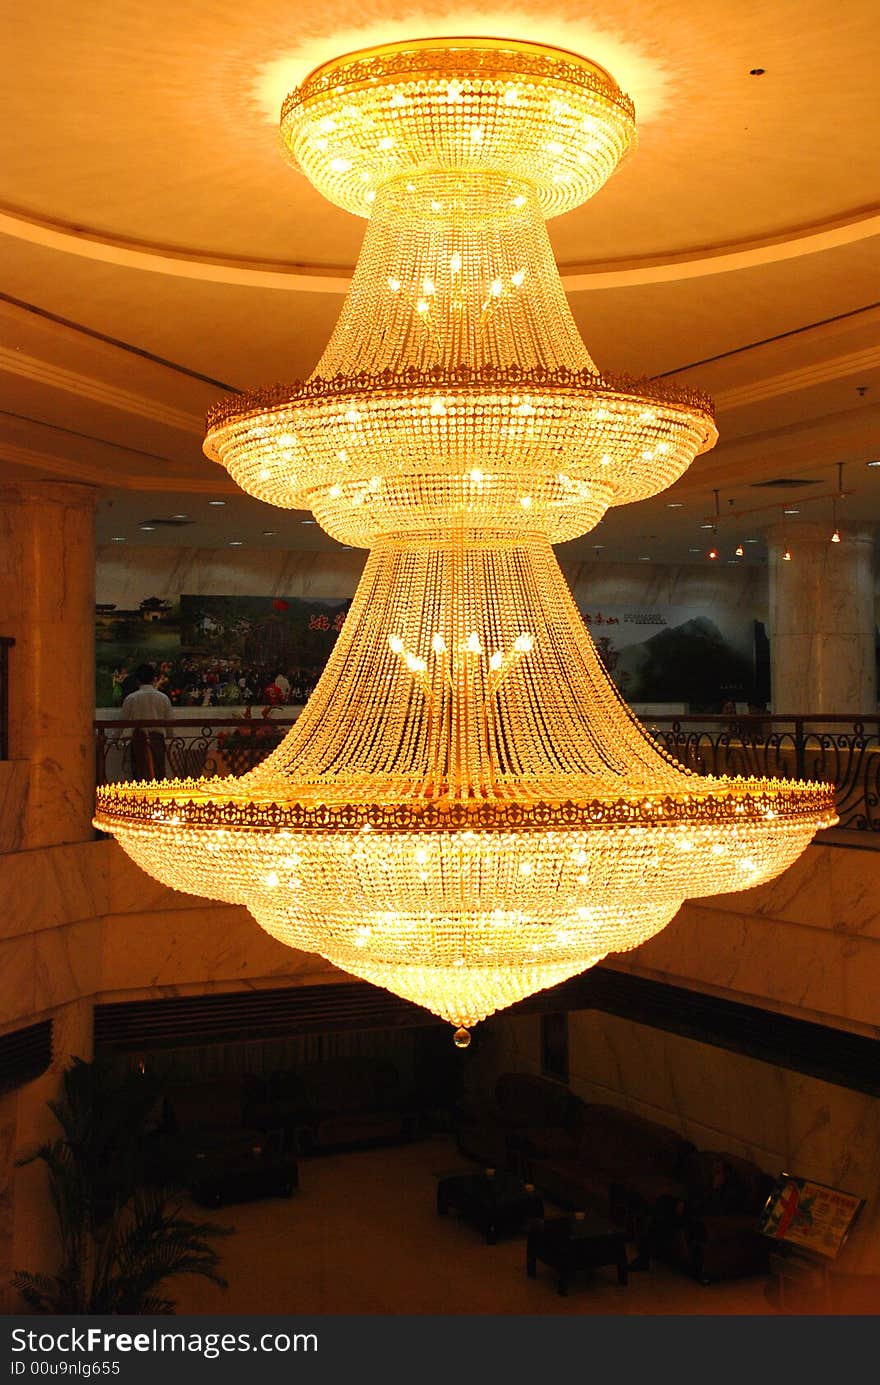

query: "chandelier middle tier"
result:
(94, 38), (836, 1037)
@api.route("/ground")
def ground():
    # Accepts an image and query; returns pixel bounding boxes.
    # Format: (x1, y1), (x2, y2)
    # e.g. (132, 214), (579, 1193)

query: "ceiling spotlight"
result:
(708, 548), (718, 560)
(262, 530), (277, 536)
(171, 513), (189, 520)
(735, 544), (744, 557)
(745, 538), (759, 544)
(301, 519), (317, 525)
(867, 459), (880, 468)
(700, 522), (714, 530)
(228, 540), (244, 546)
(110, 536), (126, 543)
(638, 556), (651, 562)
(208, 499), (227, 506)
(782, 547), (792, 561)
(139, 524), (156, 531)
(666, 502), (683, 509)
(783, 508), (800, 516)
(830, 528), (841, 544)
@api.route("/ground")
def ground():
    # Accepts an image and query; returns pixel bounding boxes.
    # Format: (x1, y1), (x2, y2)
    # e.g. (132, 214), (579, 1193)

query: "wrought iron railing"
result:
(0, 637), (14, 761)
(95, 717), (299, 785)
(647, 715), (880, 833)
(94, 712), (880, 833)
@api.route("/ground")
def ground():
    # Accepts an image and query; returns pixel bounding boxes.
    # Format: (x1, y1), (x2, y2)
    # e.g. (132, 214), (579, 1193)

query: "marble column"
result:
(766, 521), (876, 714)
(10, 1000), (94, 1294)
(0, 481), (97, 848)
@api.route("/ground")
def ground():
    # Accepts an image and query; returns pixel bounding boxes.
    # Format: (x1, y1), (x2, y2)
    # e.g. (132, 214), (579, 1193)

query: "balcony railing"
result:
(94, 712), (880, 834)
(647, 715), (880, 833)
(95, 716), (299, 785)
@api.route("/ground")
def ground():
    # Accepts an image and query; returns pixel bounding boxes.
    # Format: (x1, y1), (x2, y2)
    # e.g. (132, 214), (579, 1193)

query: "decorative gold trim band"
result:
(205, 368), (715, 434)
(95, 782), (837, 835)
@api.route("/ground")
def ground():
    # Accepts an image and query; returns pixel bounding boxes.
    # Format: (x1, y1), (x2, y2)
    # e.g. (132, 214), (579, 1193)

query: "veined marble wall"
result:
(561, 556), (768, 622)
(0, 840), (339, 1033)
(96, 544), (368, 605)
(97, 545), (768, 617)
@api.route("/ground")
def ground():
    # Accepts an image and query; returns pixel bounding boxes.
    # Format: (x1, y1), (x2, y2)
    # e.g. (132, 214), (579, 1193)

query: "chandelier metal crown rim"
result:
(282, 36), (635, 125)
(204, 369), (716, 439)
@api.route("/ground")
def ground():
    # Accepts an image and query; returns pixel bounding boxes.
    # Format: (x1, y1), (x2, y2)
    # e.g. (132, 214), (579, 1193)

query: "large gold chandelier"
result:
(95, 39), (836, 1041)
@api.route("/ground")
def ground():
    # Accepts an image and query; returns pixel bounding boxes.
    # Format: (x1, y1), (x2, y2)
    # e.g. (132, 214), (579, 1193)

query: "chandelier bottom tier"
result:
(95, 533), (836, 1028)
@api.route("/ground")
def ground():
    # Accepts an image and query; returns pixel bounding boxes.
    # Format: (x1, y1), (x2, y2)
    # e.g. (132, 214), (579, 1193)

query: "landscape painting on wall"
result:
(576, 603), (762, 710)
(95, 593), (350, 707)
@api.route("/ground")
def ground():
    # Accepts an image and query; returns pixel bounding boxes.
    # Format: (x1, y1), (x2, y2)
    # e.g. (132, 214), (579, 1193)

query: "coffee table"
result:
(185, 1133), (299, 1208)
(437, 1170), (544, 1244)
(526, 1213), (628, 1295)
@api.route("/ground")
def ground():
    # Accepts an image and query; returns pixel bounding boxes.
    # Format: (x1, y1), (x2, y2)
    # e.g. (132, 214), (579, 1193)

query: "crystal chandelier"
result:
(95, 39), (836, 1041)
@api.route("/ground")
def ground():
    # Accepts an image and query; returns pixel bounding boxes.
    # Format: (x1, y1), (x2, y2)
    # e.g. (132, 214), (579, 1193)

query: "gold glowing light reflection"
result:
(95, 39), (836, 1035)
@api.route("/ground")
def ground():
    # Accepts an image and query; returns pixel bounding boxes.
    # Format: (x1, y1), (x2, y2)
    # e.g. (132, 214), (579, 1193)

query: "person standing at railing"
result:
(121, 663), (172, 780)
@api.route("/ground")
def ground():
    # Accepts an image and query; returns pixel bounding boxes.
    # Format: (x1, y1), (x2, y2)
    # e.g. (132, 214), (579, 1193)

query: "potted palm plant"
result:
(12, 1058), (231, 1314)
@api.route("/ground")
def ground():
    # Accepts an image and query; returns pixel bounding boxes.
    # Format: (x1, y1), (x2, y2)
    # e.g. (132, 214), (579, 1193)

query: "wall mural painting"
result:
(577, 604), (765, 712)
(95, 594), (350, 708)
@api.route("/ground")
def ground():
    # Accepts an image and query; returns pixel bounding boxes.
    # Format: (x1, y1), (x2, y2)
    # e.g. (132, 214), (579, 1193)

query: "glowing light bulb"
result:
(511, 269), (526, 287)
(466, 633), (482, 655)
(735, 544), (744, 557)
(783, 548), (792, 562)
(489, 279), (503, 297)
(388, 635), (404, 654)
(831, 528), (841, 543)
(513, 633), (534, 653)
(489, 651), (503, 671)
(449, 252), (462, 274)
(431, 633), (447, 655)
(708, 548), (718, 560)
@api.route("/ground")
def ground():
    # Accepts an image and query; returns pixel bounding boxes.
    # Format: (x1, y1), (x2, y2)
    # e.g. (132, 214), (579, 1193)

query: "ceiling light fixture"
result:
(208, 499), (227, 505)
(95, 38), (835, 1040)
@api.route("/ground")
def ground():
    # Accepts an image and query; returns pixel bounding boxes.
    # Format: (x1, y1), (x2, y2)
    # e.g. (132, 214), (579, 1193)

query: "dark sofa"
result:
(456, 1072), (585, 1171)
(246, 1057), (419, 1153)
(149, 1076), (298, 1206)
(525, 1102), (695, 1220)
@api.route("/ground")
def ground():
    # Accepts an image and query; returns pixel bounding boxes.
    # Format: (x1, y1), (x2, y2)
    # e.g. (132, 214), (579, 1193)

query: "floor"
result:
(174, 1136), (778, 1315)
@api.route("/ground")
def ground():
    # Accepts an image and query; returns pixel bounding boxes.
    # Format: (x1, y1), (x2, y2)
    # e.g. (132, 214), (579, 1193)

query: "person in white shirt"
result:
(121, 664), (172, 780)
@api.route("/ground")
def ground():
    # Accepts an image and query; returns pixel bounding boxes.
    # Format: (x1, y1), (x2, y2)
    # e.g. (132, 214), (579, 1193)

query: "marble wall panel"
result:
(98, 904), (334, 995)
(96, 545), (368, 606)
(561, 559), (768, 622)
(0, 840), (112, 938)
(97, 549), (769, 625)
(0, 762), (28, 854)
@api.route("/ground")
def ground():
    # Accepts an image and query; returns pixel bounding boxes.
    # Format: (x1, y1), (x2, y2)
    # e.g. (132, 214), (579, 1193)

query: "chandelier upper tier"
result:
(95, 38), (836, 1040)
